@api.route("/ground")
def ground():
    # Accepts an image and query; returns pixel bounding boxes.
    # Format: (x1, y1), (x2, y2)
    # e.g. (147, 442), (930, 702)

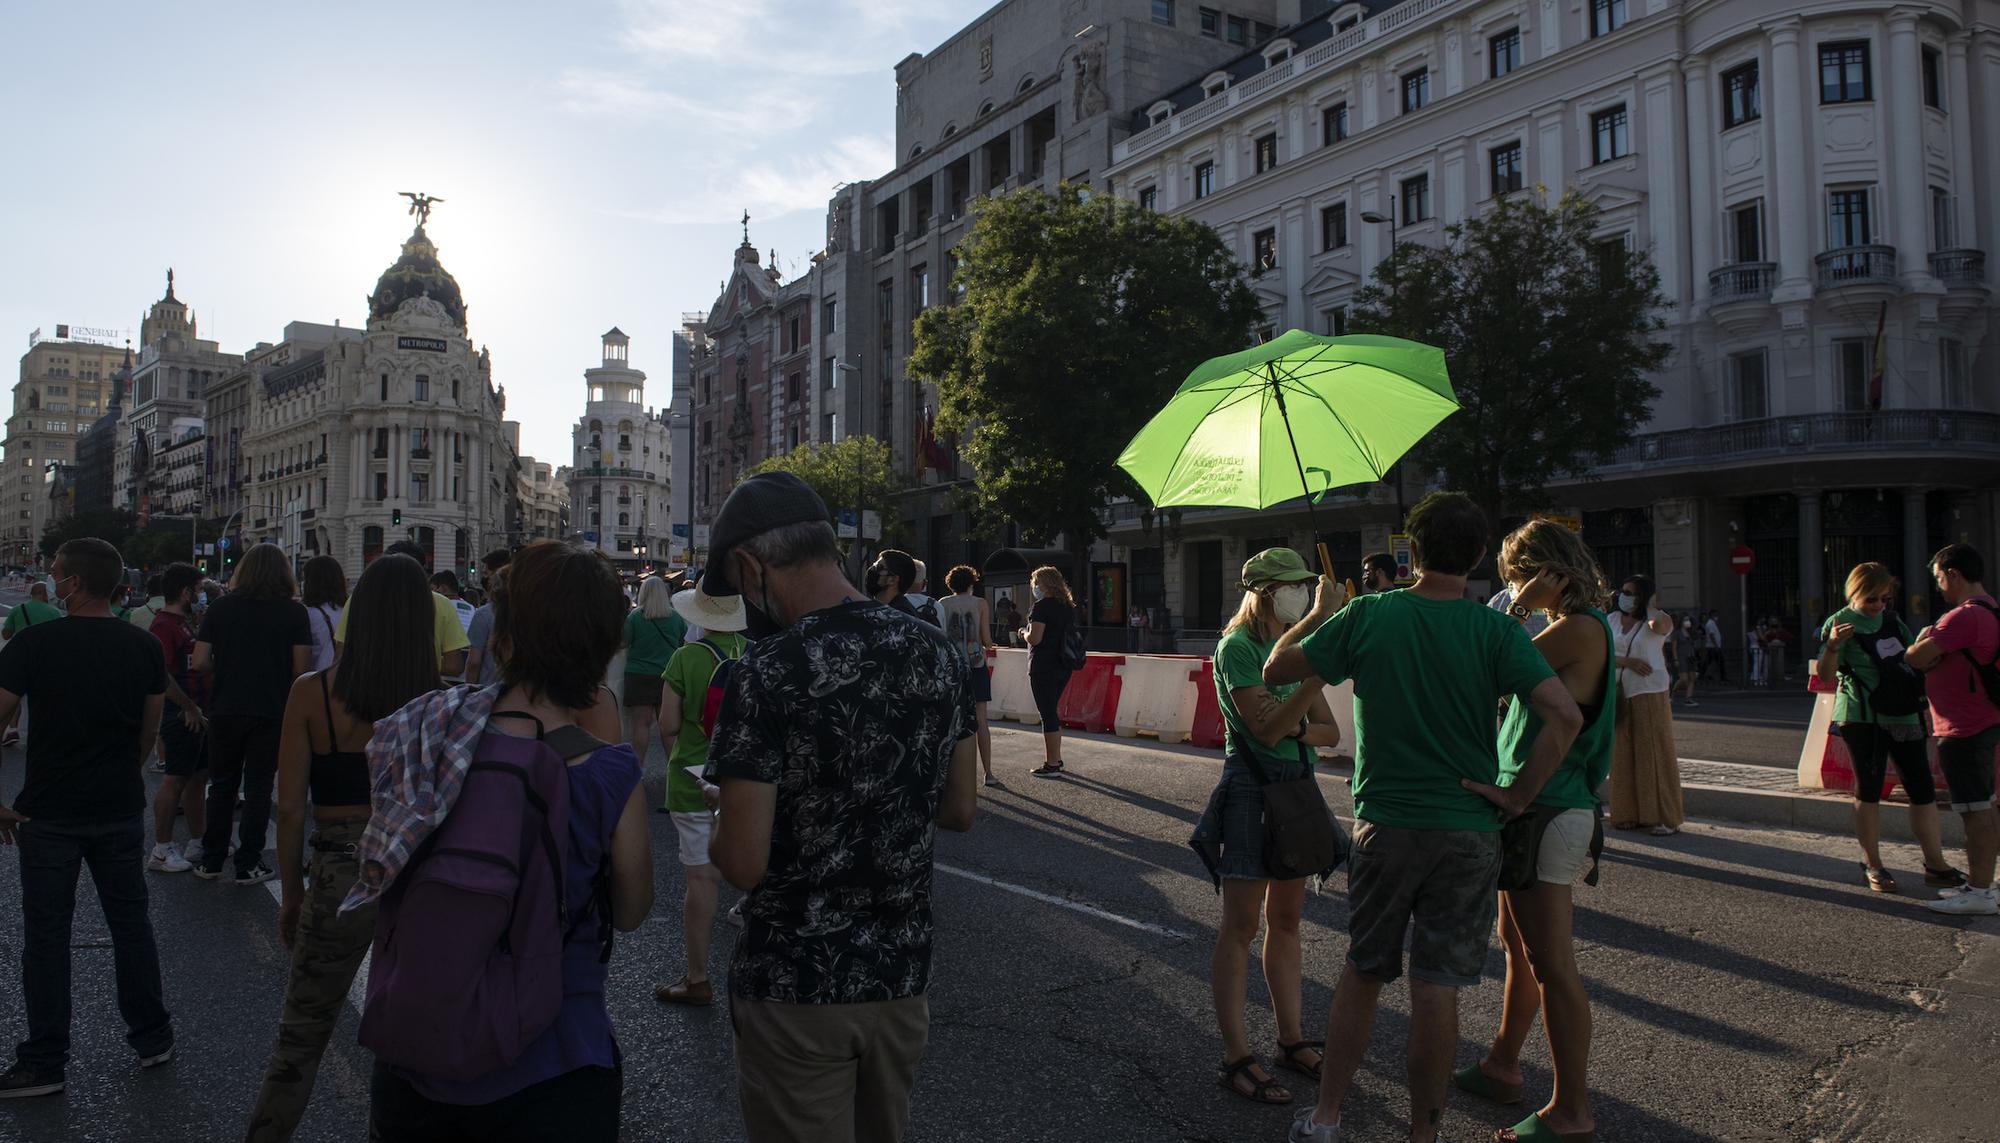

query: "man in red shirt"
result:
(1908, 544), (2000, 916)
(146, 563), (210, 873)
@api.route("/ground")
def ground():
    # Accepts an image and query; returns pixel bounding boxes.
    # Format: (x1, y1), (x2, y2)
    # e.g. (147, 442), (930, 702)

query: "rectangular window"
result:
(413, 374), (429, 401)
(1722, 62), (1760, 127)
(379, 373), (389, 401)
(1729, 200), (1765, 262)
(1253, 228), (1277, 272)
(1193, 160), (1215, 199)
(1322, 101), (1348, 144)
(1836, 338), (1871, 410)
(1940, 339), (1968, 405)
(1931, 186), (1955, 250)
(1400, 174), (1431, 224)
(787, 372), (802, 403)
(410, 427), (429, 453)
(1322, 307), (1349, 336)
(1591, 105), (1630, 163)
(1138, 185), (1158, 211)
(1922, 46), (1942, 109)
(1730, 351), (1769, 420)
(1827, 187), (1872, 247)
(822, 297), (838, 333)
(411, 475), (430, 503)
(1401, 68), (1430, 113)
(1490, 142), (1524, 196)
(1227, 15), (1246, 44)
(1199, 7), (1218, 35)
(1819, 41), (1871, 103)
(1591, 0), (1625, 38)
(1152, 0), (1173, 24)
(1594, 235), (1630, 281)
(374, 472), (388, 500)
(1490, 28), (1521, 78)
(787, 316), (802, 353)
(913, 265), (930, 310)
(1254, 132), (1279, 174)
(1321, 202), (1348, 250)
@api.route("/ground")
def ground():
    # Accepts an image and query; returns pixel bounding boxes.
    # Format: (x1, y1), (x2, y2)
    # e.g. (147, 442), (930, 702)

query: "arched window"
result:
(941, 123), (957, 140)
(1018, 74), (1035, 93)
(910, 144), (925, 160)
(978, 100), (995, 117)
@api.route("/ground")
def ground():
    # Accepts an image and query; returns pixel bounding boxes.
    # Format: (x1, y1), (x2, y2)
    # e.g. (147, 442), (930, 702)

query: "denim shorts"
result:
(1346, 820), (1500, 987)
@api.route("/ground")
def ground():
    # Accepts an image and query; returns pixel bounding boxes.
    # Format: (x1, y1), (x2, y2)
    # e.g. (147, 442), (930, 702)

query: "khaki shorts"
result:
(1535, 807), (1596, 885)
(732, 994), (929, 1143)
(670, 810), (713, 866)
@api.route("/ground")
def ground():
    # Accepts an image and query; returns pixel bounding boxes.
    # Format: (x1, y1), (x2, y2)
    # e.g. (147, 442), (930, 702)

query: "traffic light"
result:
(392, 509), (403, 526)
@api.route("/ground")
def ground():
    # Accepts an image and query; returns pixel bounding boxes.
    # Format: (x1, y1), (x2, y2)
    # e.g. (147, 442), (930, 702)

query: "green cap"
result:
(1240, 547), (1315, 587)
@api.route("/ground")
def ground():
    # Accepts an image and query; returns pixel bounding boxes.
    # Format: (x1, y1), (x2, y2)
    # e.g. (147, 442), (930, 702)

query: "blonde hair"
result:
(1222, 588), (1277, 638)
(1844, 562), (1895, 606)
(1031, 566), (1074, 607)
(1496, 519), (1609, 617)
(635, 575), (673, 619)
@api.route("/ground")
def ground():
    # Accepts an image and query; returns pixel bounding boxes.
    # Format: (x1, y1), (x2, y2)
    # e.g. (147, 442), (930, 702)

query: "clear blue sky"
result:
(0, 0), (990, 463)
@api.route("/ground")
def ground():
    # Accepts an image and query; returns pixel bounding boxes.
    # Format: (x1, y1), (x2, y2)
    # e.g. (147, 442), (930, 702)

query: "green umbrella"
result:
(1117, 329), (1456, 562)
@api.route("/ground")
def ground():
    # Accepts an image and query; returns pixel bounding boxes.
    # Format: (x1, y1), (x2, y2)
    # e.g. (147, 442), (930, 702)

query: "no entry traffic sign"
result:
(1730, 545), (1756, 575)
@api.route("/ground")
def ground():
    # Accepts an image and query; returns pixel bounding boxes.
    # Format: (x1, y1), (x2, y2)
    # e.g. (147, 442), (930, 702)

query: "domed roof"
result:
(368, 225), (466, 328)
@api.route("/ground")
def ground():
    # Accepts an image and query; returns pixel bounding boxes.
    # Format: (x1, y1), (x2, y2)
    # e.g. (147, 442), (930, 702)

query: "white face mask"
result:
(1031, 585), (1045, 601)
(1272, 583), (1312, 625)
(1616, 592), (1637, 614)
(197, 591), (209, 608)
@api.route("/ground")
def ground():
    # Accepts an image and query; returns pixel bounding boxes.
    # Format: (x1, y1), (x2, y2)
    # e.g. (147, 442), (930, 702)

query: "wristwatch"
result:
(1508, 602), (1532, 620)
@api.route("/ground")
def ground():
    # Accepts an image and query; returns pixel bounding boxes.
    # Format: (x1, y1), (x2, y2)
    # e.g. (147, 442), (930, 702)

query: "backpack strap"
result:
(1955, 600), (2000, 694)
(488, 710), (547, 738)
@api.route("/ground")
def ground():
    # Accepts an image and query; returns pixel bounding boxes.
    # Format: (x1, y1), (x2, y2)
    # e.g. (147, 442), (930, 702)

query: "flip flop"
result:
(1493, 1111), (1596, 1142)
(1453, 1063), (1522, 1106)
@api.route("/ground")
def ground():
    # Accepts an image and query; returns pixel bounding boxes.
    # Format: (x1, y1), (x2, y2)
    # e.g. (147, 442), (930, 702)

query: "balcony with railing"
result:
(1708, 262), (1775, 304)
(1596, 410), (2000, 474)
(1930, 248), (1987, 290)
(1815, 245), (1898, 292)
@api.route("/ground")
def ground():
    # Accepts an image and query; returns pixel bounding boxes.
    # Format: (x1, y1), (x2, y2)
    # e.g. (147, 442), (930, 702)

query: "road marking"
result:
(264, 880), (371, 1013)
(935, 861), (1191, 940)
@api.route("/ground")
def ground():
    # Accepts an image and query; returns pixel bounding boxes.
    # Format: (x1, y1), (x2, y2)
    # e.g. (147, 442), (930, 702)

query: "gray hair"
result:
(738, 520), (841, 570)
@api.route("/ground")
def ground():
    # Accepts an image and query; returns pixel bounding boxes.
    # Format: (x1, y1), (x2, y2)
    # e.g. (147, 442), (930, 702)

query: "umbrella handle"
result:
(1316, 541), (1334, 577)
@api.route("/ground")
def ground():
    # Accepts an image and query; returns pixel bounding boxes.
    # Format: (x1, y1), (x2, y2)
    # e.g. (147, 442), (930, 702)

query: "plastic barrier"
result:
(989, 647), (1038, 723)
(1113, 655), (1204, 744)
(1058, 654), (1124, 732)
(1190, 660), (1225, 748)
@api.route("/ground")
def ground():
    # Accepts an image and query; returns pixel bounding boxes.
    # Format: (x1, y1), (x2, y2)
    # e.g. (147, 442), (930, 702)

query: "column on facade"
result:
(1286, 96), (1306, 161)
(1682, 58), (1716, 301)
(1359, 66), (1380, 130)
(1798, 490), (1824, 631)
(1161, 150), (1182, 210)
(1767, 20), (1813, 298)
(1538, 0), (1560, 59)
(1438, 141), (1466, 226)
(1886, 12), (1932, 285)
(1281, 204), (1307, 330)
(1008, 123), (1029, 186)
(967, 142), (988, 201)
(1945, 36), (1977, 252)
(1642, 68), (1683, 302)
(932, 166), (953, 228)
(1978, 34), (2000, 284)
(1443, 23), (1465, 97)
(1903, 488), (1930, 618)
(1535, 106), (1566, 196)
(1220, 125), (1240, 187)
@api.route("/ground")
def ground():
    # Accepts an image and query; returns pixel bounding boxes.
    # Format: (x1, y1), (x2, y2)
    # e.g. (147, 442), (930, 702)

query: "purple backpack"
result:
(357, 712), (576, 1082)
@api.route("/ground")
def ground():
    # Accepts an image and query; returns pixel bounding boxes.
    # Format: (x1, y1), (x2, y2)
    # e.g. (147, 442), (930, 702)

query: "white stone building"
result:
(118, 271), (240, 517)
(570, 329), (671, 575)
(1103, 0), (2000, 641)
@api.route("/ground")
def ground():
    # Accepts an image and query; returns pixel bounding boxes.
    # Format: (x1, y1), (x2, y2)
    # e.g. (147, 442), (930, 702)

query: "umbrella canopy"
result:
(1117, 330), (1456, 511)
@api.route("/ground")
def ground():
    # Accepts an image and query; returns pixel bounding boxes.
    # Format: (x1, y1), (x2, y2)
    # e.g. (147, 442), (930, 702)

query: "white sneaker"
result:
(1925, 886), (1999, 915)
(181, 840), (205, 868)
(147, 844), (191, 874)
(1288, 1108), (1340, 1142)
(726, 901), (747, 928)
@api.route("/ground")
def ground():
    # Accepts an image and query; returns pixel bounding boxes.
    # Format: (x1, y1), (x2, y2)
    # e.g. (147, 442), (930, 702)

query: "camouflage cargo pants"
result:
(244, 819), (375, 1143)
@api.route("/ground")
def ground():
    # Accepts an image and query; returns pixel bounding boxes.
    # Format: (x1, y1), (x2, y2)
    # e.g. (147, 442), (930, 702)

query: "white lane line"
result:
(264, 880), (371, 1013)
(935, 861), (1191, 940)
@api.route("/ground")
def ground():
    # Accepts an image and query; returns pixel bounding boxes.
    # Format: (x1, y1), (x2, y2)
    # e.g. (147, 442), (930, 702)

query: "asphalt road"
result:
(2, 721), (1995, 1143)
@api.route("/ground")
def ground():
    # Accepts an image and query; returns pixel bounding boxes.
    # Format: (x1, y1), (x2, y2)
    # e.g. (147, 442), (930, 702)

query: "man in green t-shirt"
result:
(1265, 492), (1583, 1143)
(3, 583), (62, 638)
(651, 585), (749, 1008)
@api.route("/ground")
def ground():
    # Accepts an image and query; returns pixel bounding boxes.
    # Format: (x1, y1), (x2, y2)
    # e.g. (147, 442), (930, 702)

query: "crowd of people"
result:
(0, 477), (1993, 1143)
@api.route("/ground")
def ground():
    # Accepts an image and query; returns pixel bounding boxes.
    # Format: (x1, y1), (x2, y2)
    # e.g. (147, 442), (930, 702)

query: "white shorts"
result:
(670, 811), (714, 867)
(1536, 808), (1596, 885)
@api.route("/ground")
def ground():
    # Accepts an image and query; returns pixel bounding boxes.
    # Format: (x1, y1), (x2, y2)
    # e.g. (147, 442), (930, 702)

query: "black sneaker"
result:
(0, 1064), (64, 1099)
(234, 862), (275, 886)
(137, 1046), (173, 1068)
(192, 860), (226, 881)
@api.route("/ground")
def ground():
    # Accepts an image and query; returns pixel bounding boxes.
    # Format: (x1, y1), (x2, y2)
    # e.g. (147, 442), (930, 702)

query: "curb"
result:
(1683, 782), (1970, 847)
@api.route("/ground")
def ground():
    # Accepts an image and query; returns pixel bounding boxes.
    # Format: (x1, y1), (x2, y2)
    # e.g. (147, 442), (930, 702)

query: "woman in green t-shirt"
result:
(620, 576), (686, 764)
(1189, 547), (1341, 1106)
(1457, 520), (1615, 1143)
(1816, 561), (1958, 893)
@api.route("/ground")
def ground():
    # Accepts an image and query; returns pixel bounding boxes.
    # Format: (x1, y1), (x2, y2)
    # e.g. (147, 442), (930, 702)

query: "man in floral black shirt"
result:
(705, 473), (978, 1143)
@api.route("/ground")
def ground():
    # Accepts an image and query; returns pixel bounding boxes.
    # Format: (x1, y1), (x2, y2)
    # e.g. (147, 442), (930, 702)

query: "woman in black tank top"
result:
(248, 554), (441, 1143)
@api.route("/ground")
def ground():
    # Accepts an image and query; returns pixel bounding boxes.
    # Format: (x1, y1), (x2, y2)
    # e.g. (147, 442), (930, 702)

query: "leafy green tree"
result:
(39, 509), (136, 560)
(1352, 190), (1669, 543)
(741, 435), (915, 550)
(908, 185), (1263, 577)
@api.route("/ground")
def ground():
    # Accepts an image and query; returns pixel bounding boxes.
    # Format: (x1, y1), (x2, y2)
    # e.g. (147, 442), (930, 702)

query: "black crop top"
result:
(309, 672), (372, 809)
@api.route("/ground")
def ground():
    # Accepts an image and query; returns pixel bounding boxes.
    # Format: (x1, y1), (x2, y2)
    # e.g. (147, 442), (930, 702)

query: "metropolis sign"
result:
(396, 336), (447, 353)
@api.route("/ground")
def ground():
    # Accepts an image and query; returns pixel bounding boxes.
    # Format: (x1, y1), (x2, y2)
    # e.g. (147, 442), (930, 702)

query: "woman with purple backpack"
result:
(246, 553), (438, 1142)
(355, 540), (653, 1142)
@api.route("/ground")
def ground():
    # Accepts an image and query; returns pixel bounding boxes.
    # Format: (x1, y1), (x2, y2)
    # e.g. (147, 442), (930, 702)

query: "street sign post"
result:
(1731, 545), (1755, 682)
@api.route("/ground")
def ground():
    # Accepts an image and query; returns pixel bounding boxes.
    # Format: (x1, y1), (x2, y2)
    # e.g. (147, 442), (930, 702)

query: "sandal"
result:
(1030, 761), (1065, 778)
(1493, 1111), (1596, 1142)
(1452, 1063), (1523, 1106)
(1274, 1039), (1324, 1081)
(1647, 824), (1679, 836)
(1217, 1055), (1292, 1104)
(1924, 863), (1969, 889)
(1862, 864), (1897, 893)
(653, 976), (713, 1006)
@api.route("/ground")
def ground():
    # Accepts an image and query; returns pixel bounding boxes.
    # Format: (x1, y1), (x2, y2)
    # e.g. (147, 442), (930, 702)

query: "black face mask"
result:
(740, 555), (784, 640)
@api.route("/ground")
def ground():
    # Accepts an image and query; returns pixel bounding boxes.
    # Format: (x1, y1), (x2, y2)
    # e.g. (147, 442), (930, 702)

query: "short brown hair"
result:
(1404, 492), (1488, 576)
(945, 564), (979, 594)
(55, 538), (124, 599)
(230, 543), (298, 601)
(494, 541), (625, 710)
